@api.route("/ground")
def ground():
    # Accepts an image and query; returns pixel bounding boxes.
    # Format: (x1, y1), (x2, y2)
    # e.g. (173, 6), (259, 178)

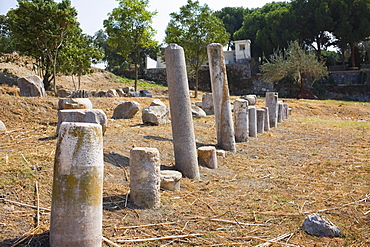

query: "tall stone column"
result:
(207, 43), (236, 152)
(256, 108), (265, 134)
(263, 107), (270, 131)
(266, 92), (278, 128)
(277, 101), (284, 122)
(233, 99), (249, 142)
(248, 106), (257, 137)
(165, 44), (199, 179)
(130, 147), (161, 209)
(50, 122), (104, 247)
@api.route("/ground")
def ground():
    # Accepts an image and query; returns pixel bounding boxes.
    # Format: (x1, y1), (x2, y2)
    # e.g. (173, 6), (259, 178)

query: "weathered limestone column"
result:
(207, 43), (236, 152)
(248, 106), (257, 137)
(256, 108), (265, 134)
(266, 92), (278, 127)
(283, 104), (289, 119)
(277, 101), (284, 122)
(263, 107), (270, 131)
(233, 99), (249, 142)
(50, 122), (104, 247)
(198, 146), (218, 169)
(130, 147), (161, 209)
(165, 44), (199, 179)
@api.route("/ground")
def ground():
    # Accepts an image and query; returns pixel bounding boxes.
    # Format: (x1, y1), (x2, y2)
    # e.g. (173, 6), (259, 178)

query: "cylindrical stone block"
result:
(198, 146), (218, 169)
(233, 99), (249, 142)
(248, 106), (257, 137)
(263, 107), (270, 131)
(207, 43), (236, 152)
(256, 108), (265, 134)
(165, 44), (199, 179)
(266, 92), (278, 128)
(58, 98), (93, 110)
(283, 104), (289, 119)
(129, 147), (161, 209)
(50, 122), (104, 247)
(277, 101), (284, 122)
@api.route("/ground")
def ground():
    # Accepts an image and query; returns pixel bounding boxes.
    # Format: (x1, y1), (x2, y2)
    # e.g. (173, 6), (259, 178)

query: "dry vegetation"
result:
(0, 60), (369, 246)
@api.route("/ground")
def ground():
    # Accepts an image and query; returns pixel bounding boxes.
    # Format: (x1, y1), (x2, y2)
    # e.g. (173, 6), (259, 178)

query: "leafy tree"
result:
(165, 0), (229, 98)
(261, 41), (328, 98)
(331, 0), (370, 68)
(215, 7), (247, 50)
(234, 2), (298, 62)
(104, 0), (158, 91)
(0, 14), (13, 54)
(7, 0), (79, 91)
(59, 31), (103, 90)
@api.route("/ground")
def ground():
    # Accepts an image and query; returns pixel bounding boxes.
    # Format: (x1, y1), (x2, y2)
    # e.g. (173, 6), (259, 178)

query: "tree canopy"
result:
(104, 0), (157, 91)
(165, 0), (229, 98)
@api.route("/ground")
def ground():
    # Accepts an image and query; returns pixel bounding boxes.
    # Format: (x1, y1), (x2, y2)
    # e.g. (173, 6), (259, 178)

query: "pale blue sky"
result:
(1, 0), (287, 42)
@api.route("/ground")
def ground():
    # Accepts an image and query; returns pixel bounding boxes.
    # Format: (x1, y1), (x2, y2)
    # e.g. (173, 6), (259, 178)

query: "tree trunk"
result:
(194, 69), (199, 98)
(350, 42), (356, 68)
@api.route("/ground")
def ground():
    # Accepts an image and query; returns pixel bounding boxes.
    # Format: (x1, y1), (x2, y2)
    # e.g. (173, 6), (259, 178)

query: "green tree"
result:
(0, 14), (13, 54)
(215, 7), (247, 50)
(261, 41), (328, 98)
(59, 31), (103, 90)
(165, 0), (229, 98)
(7, 0), (79, 91)
(104, 0), (157, 91)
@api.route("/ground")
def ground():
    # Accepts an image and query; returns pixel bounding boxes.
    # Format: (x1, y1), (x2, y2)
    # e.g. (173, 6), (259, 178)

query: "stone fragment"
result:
(150, 99), (167, 107)
(234, 99), (249, 142)
(130, 147), (161, 208)
(17, 75), (46, 97)
(112, 101), (140, 119)
(58, 98), (93, 110)
(0, 120), (6, 131)
(96, 91), (106, 97)
(202, 93), (214, 115)
(248, 106), (257, 137)
(116, 89), (125, 97)
(70, 90), (92, 98)
(277, 100), (284, 122)
(123, 86), (135, 94)
(140, 89), (152, 97)
(160, 170), (182, 191)
(256, 108), (265, 134)
(198, 146), (218, 169)
(216, 149), (226, 157)
(266, 92), (278, 127)
(142, 105), (170, 125)
(57, 89), (73, 98)
(240, 94), (257, 105)
(128, 91), (141, 97)
(302, 213), (341, 238)
(191, 104), (206, 118)
(165, 43), (199, 179)
(57, 109), (108, 135)
(263, 107), (270, 131)
(194, 101), (202, 108)
(106, 89), (118, 97)
(50, 122), (103, 246)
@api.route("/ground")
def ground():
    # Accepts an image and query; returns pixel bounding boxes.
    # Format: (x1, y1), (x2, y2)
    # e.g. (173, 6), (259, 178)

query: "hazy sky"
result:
(1, 0), (288, 42)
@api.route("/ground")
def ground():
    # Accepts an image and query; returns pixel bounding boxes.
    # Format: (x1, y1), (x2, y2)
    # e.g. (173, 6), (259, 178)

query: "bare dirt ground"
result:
(0, 58), (369, 246)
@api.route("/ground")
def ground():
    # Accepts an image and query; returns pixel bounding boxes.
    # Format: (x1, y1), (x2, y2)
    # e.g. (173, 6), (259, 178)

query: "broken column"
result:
(248, 106), (257, 137)
(277, 101), (284, 122)
(130, 147), (161, 209)
(207, 43), (236, 152)
(263, 107), (270, 131)
(256, 108), (265, 134)
(50, 122), (104, 247)
(266, 92), (278, 128)
(233, 99), (249, 142)
(198, 146), (218, 169)
(165, 44), (199, 179)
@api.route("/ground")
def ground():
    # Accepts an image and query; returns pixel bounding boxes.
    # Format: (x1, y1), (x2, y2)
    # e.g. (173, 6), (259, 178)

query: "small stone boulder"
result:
(140, 89), (152, 97)
(202, 93), (214, 115)
(240, 94), (257, 105)
(0, 120), (6, 131)
(198, 146), (218, 169)
(191, 104), (206, 118)
(123, 87), (135, 94)
(96, 91), (106, 97)
(116, 89), (125, 97)
(142, 105), (170, 125)
(17, 75), (46, 97)
(302, 213), (341, 238)
(160, 170), (182, 191)
(70, 89), (92, 98)
(112, 101), (140, 119)
(58, 98), (93, 110)
(57, 109), (108, 135)
(57, 89), (73, 98)
(106, 89), (118, 97)
(150, 99), (167, 107)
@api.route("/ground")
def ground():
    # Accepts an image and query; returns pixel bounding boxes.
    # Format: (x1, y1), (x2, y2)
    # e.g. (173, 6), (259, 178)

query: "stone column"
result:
(266, 92), (278, 127)
(50, 122), (104, 247)
(283, 104), (289, 119)
(263, 107), (270, 131)
(130, 147), (161, 209)
(207, 43), (236, 152)
(248, 106), (257, 137)
(256, 108), (265, 134)
(277, 101), (284, 122)
(165, 44), (200, 179)
(233, 99), (249, 142)
(198, 146), (218, 169)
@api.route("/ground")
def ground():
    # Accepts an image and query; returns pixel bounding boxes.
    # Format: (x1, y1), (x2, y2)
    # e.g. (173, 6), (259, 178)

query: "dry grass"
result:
(0, 92), (369, 247)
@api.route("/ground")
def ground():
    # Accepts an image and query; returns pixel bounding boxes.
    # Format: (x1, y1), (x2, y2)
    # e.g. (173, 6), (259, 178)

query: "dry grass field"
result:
(0, 64), (369, 246)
